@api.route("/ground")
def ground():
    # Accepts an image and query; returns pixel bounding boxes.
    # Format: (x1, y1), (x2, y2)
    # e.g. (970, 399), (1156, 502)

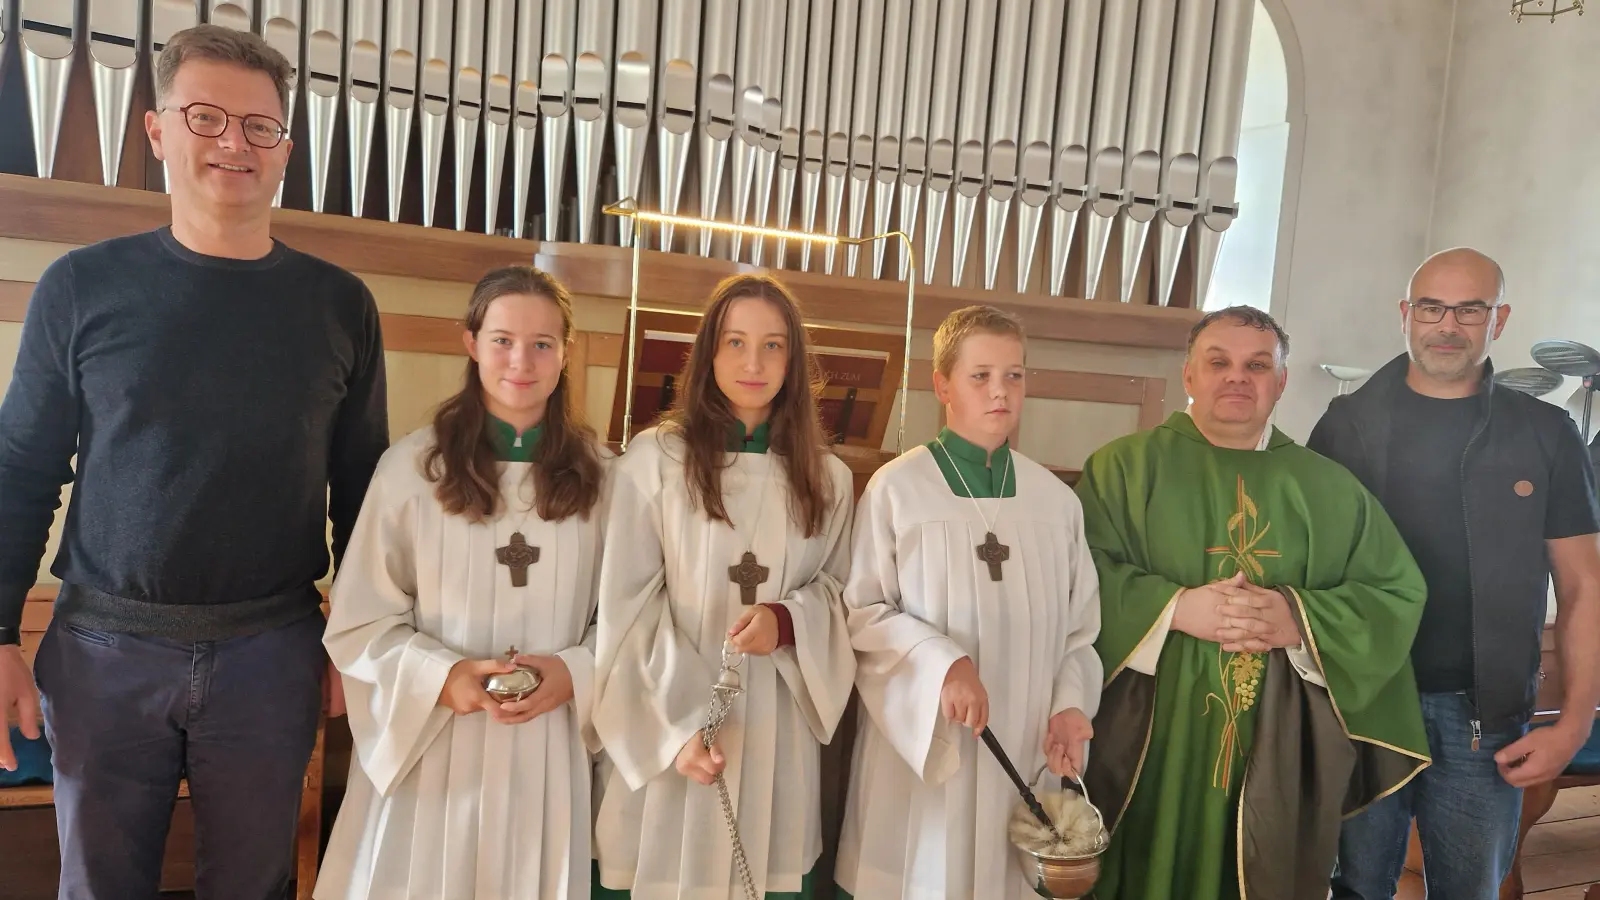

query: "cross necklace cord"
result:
(935, 438), (1012, 582)
(728, 458), (777, 605)
(495, 472), (541, 587)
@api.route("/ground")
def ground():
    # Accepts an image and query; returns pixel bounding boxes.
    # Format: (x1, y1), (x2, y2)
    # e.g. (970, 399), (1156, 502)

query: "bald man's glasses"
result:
(1409, 301), (1498, 326)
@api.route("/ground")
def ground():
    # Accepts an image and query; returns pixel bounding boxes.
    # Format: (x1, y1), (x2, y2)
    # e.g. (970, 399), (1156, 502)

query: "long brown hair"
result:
(423, 266), (604, 523)
(664, 274), (834, 538)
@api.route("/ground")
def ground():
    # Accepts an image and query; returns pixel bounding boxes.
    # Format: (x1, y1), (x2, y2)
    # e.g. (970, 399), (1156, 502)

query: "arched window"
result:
(1206, 1), (1291, 313)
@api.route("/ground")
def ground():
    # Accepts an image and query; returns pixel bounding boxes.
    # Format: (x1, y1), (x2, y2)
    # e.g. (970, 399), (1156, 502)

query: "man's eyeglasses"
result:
(159, 102), (287, 149)
(1408, 301), (1499, 326)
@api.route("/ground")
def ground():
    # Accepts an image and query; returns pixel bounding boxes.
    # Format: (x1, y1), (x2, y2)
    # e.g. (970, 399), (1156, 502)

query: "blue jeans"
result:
(34, 612), (326, 900)
(1330, 692), (1526, 900)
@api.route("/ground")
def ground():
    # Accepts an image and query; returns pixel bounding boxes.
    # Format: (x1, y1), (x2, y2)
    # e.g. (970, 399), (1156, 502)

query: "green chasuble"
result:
(1074, 412), (1430, 900)
(926, 427), (1017, 497)
(487, 416), (543, 462)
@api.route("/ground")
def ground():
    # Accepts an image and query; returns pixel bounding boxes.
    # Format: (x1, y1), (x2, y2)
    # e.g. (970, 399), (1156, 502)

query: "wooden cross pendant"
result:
(976, 531), (1010, 582)
(728, 551), (770, 605)
(495, 532), (541, 587)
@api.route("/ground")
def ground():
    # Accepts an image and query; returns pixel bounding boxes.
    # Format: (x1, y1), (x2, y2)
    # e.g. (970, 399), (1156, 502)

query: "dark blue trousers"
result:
(34, 611), (325, 900)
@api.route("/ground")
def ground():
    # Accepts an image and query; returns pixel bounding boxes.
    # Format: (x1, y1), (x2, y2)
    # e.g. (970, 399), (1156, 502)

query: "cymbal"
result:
(1531, 340), (1600, 378)
(1493, 367), (1565, 397)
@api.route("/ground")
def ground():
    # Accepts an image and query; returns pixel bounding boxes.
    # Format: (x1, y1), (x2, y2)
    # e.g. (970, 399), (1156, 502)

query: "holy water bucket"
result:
(1010, 765), (1108, 899)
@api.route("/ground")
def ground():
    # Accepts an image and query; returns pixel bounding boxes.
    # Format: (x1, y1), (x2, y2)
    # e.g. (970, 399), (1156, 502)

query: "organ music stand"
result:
(601, 198), (918, 455)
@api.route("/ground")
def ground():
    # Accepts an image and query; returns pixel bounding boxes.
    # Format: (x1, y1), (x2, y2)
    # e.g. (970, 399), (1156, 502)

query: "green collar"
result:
(1163, 410), (1290, 451)
(726, 420), (771, 454)
(926, 427), (1016, 498)
(489, 416), (544, 462)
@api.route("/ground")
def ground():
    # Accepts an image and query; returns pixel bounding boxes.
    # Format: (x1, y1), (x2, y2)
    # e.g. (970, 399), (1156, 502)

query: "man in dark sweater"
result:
(1313, 248), (1600, 899)
(0, 25), (388, 899)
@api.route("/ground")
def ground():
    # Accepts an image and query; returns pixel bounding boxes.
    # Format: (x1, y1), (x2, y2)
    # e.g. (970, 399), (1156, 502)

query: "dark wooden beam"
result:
(0, 174), (1203, 350)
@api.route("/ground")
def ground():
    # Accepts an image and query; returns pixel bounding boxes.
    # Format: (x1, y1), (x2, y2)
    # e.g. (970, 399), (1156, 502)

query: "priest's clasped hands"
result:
(438, 654), (575, 724)
(1175, 570), (1303, 653)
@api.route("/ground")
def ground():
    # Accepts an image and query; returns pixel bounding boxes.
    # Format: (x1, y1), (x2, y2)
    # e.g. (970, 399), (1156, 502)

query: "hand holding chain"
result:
(704, 640), (760, 900)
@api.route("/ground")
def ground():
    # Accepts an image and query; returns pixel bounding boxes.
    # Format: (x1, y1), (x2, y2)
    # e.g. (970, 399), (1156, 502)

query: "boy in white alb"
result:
(834, 305), (1103, 900)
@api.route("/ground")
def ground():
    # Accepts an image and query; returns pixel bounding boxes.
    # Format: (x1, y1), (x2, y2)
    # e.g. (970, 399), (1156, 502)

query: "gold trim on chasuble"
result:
(1203, 475), (1279, 789)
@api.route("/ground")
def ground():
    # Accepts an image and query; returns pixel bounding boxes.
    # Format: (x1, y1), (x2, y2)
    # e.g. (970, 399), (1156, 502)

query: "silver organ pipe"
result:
(1118, 0), (1177, 304)
(1049, 0), (1101, 297)
(207, 0), (253, 32)
(1084, 0), (1137, 301)
(821, 0), (858, 274)
(981, 0), (1029, 291)
(843, 0), (884, 277)
(4, 0), (1266, 311)
(610, 0), (657, 247)
(304, 0), (345, 214)
(895, 0), (936, 282)
(449, 0), (486, 232)
(260, 0), (301, 208)
(696, 0), (737, 257)
(795, 0), (833, 271)
(383, 0), (421, 223)
(346, 0), (382, 217)
(540, 0), (576, 241)
(920, 0), (964, 285)
(482, 0), (515, 234)
(950, 0), (997, 289)
(869, 0), (911, 280)
(19, 0), (74, 179)
(151, 0), (202, 192)
(1195, 0), (1254, 310)
(88, 0), (141, 187)
(511, 0), (544, 238)
(654, 0), (700, 250)
(416, 0), (453, 228)
(726, 0), (768, 261)
(770, 0), (807, 266)
(745, 0), (786, 265)
(1156, 0), (1218, 307)
(571, 0), (614, 244)
(1014, 0), (1064, 293)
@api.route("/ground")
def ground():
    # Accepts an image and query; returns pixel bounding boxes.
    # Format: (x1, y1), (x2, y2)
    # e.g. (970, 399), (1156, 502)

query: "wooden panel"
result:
(1, 279), (30, 322)
(381, 313), (464, 356)
(908, 359), (1161, 408)
(0, 175), (1203, 351)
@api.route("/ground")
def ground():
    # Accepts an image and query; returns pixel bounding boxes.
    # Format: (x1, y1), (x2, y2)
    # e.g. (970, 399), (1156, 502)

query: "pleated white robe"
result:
(834, 447), (1104, 900)
(591, 426), (858, 900)
(314, 428), (606, 900)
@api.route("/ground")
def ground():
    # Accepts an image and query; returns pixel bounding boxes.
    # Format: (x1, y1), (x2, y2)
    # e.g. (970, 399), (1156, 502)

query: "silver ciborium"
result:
(483, 645), (542, 702)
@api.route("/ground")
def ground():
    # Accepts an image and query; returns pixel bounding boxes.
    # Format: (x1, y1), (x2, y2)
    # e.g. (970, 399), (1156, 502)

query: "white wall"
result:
(1207, 2), (1291, 315)
(1427, 1), (1600, 436)
(1259, 0), (1457, 441)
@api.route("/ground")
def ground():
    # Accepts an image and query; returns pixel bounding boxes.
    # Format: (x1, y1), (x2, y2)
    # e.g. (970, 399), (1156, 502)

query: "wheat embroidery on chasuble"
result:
(1202, 475), (1279, 789)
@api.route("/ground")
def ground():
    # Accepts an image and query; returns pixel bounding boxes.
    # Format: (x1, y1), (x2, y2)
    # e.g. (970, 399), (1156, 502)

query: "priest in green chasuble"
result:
(1074, 306), (1431, 900)
(834, 306), (1102, 900)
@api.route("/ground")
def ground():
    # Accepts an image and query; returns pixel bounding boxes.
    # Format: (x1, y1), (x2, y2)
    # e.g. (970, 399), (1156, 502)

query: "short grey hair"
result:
(1186, 306), (1290, 363)
(155, 24), (294, 119)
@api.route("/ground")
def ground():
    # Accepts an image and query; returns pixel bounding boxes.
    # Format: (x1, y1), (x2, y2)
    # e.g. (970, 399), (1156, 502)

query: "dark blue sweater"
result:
(0, 228), (389, 642)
